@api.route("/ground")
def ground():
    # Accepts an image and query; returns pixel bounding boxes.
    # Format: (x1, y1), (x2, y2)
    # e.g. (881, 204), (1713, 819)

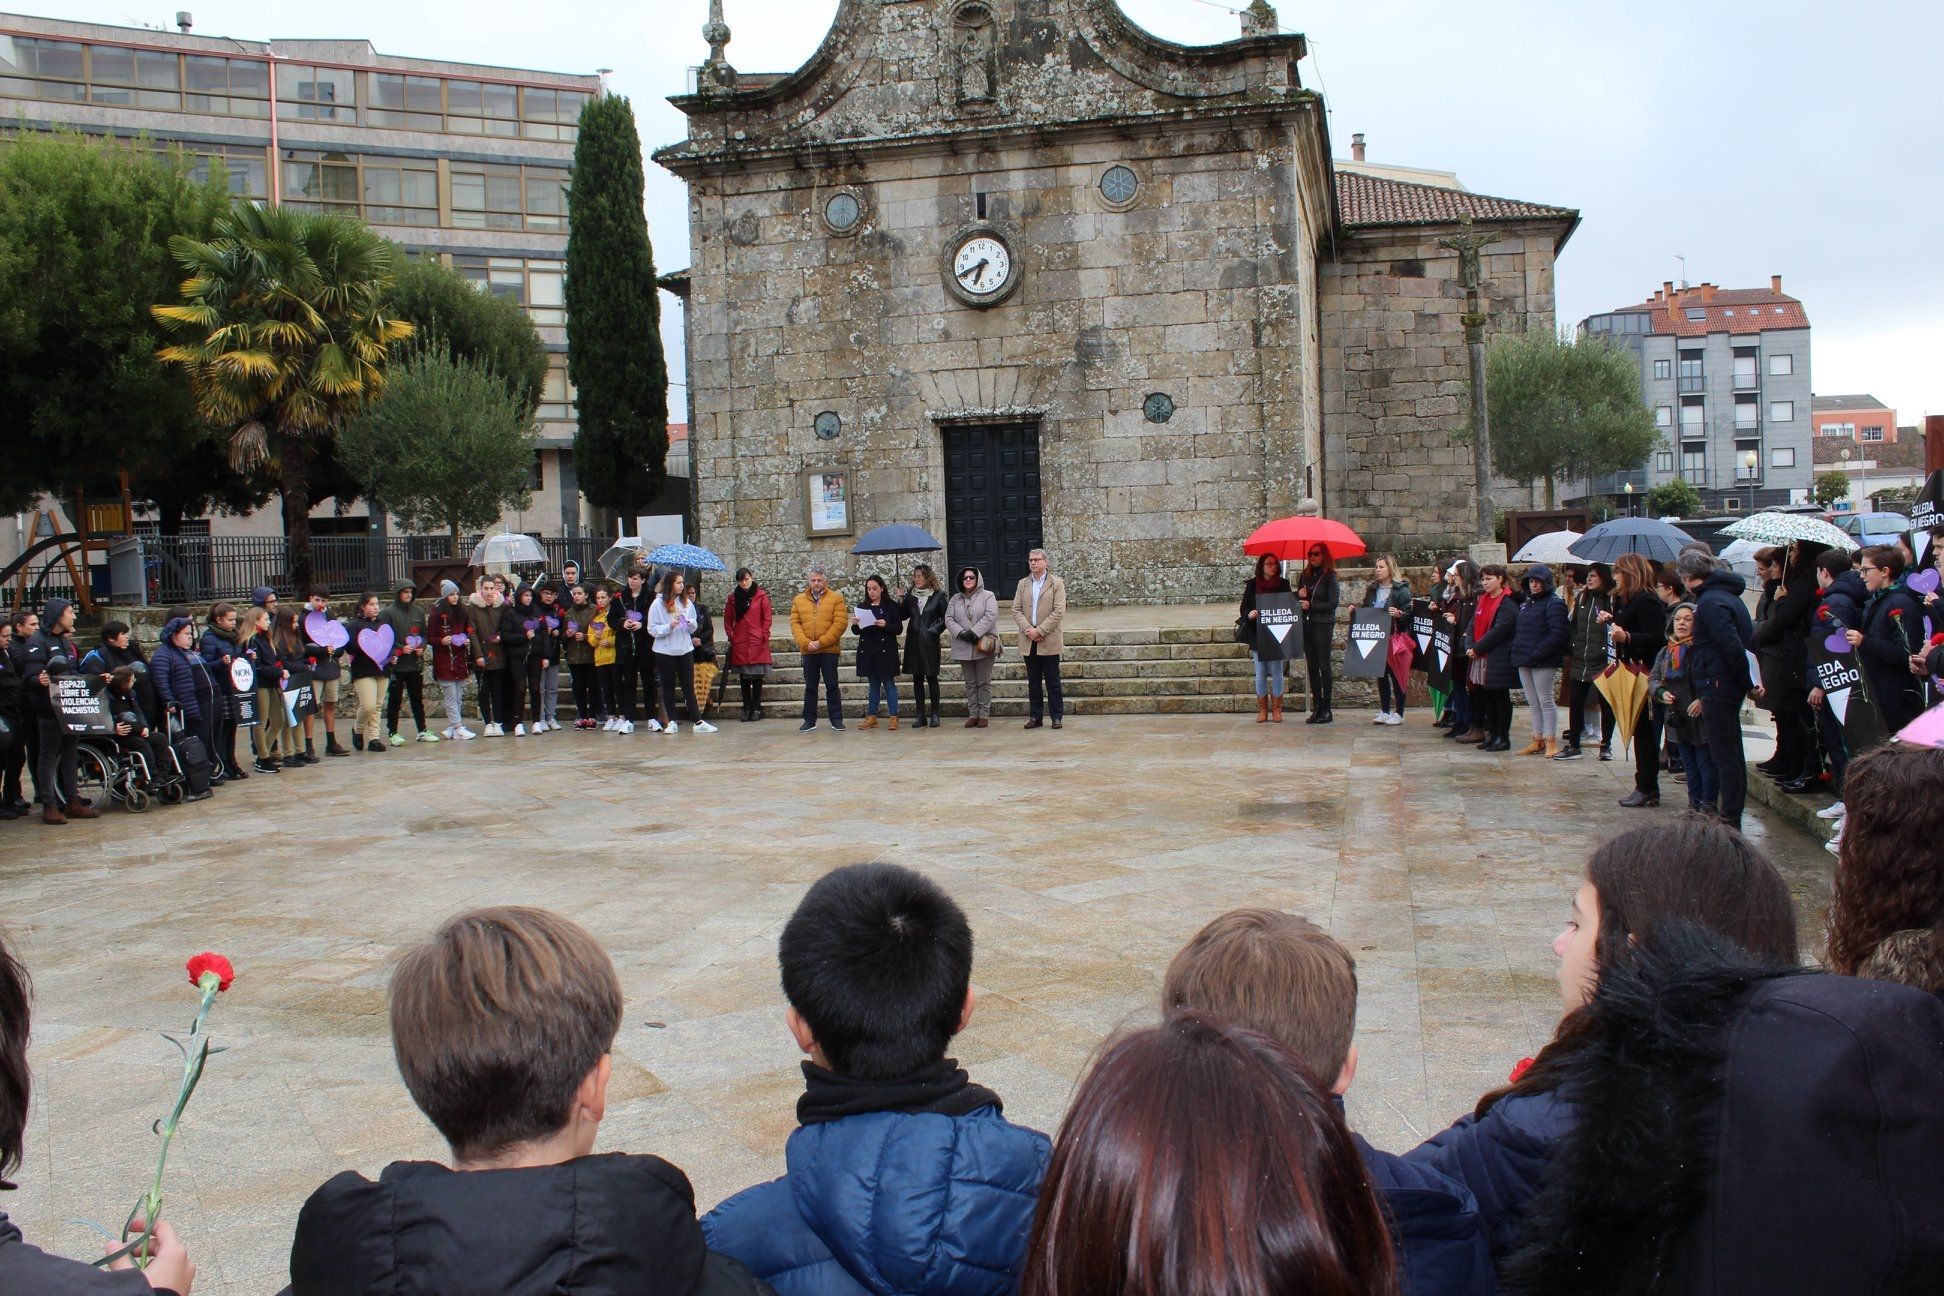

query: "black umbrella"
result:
(1568, 517), (1696, 563)
(850, 524), (944, 563)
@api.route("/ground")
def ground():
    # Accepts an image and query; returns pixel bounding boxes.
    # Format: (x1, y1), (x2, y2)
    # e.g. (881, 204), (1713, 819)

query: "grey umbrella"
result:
(1567, 517), (1696, 563)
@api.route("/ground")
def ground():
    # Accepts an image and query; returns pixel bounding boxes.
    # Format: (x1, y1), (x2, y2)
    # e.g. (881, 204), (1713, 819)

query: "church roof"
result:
(1335, 171), (1577, 244)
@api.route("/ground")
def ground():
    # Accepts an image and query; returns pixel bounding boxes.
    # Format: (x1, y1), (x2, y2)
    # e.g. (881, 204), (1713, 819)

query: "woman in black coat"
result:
(851, 575), (907, 729)
(1603, 553), (1668, 807)
(1752, 543), (1823, 785)
(1459, 564), (1521, 751)
(1297, 544), (1341, 723)
(899, 564), (947, 729)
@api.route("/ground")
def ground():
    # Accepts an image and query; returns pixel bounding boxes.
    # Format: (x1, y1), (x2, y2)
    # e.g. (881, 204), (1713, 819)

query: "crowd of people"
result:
(5, 762), (1942, 1293)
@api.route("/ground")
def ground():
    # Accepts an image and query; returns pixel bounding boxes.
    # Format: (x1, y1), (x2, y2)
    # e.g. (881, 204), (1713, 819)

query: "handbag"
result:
(1234, 615), (1252, 644)
(977, 633), (1003, 658)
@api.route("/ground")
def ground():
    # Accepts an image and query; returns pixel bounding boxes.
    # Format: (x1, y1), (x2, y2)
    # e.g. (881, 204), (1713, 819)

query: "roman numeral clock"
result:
(942, 224), (1022, 308)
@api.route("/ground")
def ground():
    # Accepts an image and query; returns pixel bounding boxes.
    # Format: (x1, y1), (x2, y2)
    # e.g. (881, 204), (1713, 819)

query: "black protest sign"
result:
(282, 665), (316, 726)
(1909, 469), (1941, 567)
(1254, 592), (1304, 660)
(1810, 634), (1886, 754)
(1342, 607), (1390, 678)
(227, 657), (258, 728)
(1423, 615), (1457, 693)
(52, 674), (115, 735)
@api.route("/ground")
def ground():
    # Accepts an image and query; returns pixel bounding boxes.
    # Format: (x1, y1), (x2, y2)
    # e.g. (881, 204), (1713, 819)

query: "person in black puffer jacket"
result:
(497, 588), (533, 735)
(1511, 565), (1570, 757)
(1678, 551), (1756, 831)
(1752, 544), (1824, 786)
(286, 907), (770, 1296)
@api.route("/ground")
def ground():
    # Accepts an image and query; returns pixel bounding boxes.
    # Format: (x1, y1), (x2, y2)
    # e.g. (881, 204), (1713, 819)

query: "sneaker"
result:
(645, 718), (663, 733)
(1824, 838), (1841, 856)
(799, 719), (817, 732)
(829, 720), (846, 731)
(513, 724), (527, 736)
(1371, 712), (1390, 725)
(482, 723), (500, 737)
(663, 721), (680, 735)
(620, 719), (635, 734)
(417, 731), (440, 743)
(389, 732), (405, 748)
(1553, 744), (1584, 761)
(602, 717), (617, 731)
(1815, 802), (1847, 820)
(693, 720), (717, 734)
(456, 727), (477, 740)
(1382, 713), (1403, 726)
(442, 727), (456, 740)
(253, 760), (281, 775)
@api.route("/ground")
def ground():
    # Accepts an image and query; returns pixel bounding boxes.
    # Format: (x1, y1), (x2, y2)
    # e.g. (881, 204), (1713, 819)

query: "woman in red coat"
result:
(424, 580), (476, 740)
(723, 568), (776, 722)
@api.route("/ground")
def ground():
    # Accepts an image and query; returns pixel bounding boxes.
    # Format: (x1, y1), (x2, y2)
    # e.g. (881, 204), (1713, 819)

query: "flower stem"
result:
(138, 976), (220, 1267)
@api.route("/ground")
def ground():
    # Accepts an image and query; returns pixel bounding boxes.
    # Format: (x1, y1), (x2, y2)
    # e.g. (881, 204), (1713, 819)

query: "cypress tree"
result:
(565, 94), (668, 518)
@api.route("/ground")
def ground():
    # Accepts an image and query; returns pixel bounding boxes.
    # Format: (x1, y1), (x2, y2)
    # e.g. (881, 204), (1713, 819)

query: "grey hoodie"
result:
(944, 568), (998, 663)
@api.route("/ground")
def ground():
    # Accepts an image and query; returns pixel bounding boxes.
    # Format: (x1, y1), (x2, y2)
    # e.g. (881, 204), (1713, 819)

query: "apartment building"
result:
(1812, 394), (1898, 444)
(0, 11), (599, 539)
(1578, 276), (1813, 513)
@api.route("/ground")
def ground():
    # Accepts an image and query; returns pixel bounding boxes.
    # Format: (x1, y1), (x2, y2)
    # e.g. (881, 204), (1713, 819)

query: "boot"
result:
(1271, 696), (1284, 723)
(1545, 737), (1559, 758)
(1455, 727), (1487, 744)
(325, 732), (350, 758)
(750, 680), (765, 720)
(64, 800), (100, 820)
(889, 714), (900, 731)
(1517, 736), (1545, 756)
(1257, 697), (1269, 724)
(41, 803), (67, 825)
(859, 714), (878, 730)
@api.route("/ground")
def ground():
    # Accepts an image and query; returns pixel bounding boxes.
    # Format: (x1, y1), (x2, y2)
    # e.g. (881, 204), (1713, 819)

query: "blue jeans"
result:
(1450, 684), (1472, 731)
(1252, 654), (1285, 698)
(1678, 740), (1718, 810)
(801, 653), (843, 723)
(866, 675), (900, 717)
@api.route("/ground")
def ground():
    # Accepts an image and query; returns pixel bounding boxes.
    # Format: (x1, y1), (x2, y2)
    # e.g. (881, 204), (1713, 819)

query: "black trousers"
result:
(1701, 695), (1748, 829)
(1026, 646), (1064, 720)
(568, 662), (595, 719)
(1, 722), (26, 802)
(1566, 677), (1614, 747)
(523, 654), (546, 719)
(1470, 686), (1511, 738)
(1303, 626), (1333, 710)
(1378, 672), (1407, 714)
(657, 652), (700, 723)
(909, 672), (941, 718)
(802, 652), (843, 722)
(499, 660), (526, 727)
(1814, 702), (1849, 797)
(618, 651), (657, 722)
(35, 715), (76, 807)
(594, 663), (620, 720)
(1633, 700), (1662, 796)
(473, 667), (498, 726)
(386, 672), (426, 732)
(214, 714), (238, 777)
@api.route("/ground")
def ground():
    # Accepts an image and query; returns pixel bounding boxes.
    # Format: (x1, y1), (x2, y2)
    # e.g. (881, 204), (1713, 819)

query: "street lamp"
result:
(1623, 480), (1634, 518)
(1743, 450), (1758, 493)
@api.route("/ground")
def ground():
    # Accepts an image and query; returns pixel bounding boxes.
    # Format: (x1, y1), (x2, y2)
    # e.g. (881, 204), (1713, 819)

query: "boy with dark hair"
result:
(289, 907), (767, 1296)
(704, 863), (1051, 1296)
(1163, 909), (1496, 1296)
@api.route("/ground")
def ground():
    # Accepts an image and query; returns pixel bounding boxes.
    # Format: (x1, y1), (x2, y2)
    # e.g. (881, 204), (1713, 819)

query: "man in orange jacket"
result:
(790, 567), (850, 732)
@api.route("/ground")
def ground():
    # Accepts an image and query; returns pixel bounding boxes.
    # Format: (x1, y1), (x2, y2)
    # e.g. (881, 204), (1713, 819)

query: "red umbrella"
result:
(1243, 516), (1367, 562)
(1387, 632), (1414, 695)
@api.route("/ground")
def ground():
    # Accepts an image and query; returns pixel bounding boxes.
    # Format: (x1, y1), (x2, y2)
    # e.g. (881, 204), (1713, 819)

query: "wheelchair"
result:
(75, 732), (186, 814)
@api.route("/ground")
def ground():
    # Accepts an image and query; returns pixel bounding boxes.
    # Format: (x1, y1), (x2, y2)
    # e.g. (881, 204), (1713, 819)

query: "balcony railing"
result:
(1677, 374), (1706, 394)
(1732, 372), (1761, 391)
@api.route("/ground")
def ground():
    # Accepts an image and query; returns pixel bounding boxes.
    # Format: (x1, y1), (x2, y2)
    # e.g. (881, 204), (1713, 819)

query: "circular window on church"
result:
(1142, 392), (1175, 424)
(822, 190), (864, 236)
(1098, 164), (1140, 210)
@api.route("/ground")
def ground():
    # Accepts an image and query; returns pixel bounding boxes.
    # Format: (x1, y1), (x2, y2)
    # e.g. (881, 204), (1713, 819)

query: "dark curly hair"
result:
(1, 931), (29, 1189)
(1826, 743), (1944, 975)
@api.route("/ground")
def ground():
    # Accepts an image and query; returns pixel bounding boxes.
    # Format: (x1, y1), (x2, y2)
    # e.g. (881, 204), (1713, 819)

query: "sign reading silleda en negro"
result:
(1410, 598), (1454, 693)
(1810, 632), (1886, 754)
(1255, 592), (1303, 660)
(1342, 607), (1390, 678)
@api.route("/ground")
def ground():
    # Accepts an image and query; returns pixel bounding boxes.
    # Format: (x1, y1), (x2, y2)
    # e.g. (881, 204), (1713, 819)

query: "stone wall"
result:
(1319, 223), (1562, 556)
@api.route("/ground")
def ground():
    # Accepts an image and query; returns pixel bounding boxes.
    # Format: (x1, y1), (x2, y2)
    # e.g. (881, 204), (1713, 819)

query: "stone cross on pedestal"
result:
(1438, 215), (1498, 544)
(698, 0), (738, 95)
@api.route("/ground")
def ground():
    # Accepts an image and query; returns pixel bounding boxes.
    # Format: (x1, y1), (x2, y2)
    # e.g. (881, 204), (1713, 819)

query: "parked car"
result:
(1834, 511), (1912, 547)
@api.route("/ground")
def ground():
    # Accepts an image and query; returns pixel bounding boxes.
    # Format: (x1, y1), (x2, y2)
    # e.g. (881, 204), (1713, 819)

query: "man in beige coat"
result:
(1011, 548), (1067, 729)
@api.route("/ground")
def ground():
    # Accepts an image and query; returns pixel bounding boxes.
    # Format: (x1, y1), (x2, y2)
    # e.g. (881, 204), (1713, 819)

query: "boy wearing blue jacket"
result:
(703, 863), (1051, 1296)
(1163, 909), (1499, 1296)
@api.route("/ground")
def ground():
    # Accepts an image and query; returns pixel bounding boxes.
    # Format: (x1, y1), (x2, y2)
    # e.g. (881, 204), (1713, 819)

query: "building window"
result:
(84, 44), (183, 110)
(1655, 451), (1674, 473)
(451, 255), (563, 325)
(446, 78), (521, 136)
(1653, 359), (1670, 380)
(1734, 395), (1759, 429)
(1722, 497), (1740, 512)
(184, 53), (268, 117)
(1768, 353), (1793, 376)
(367, 71), (443, 130)
(360, 157), (439, 226)
(520, 86), (589, 141)
(1861, 425), (1885, 442)
(1818, 421), (1855, 438)
(1770, 447), (1796, 468)
(450, 163), (569, 231)
(528, 452), (545, 491)
(154, 140), (267, 196)
(1680, 397), (1704, 439)
(282, 149), (359, 214)
(1099, 164), (1139, 207)
(537, 356), (575, 423)
(1655, 405), (1673, 428)
(1681, 449), (1706, 478)
(1769, 400), (1794, 423)
(1732, 347), (1758, 388)
(281, 150), (437, 226)
(275, 64), (357, 121)
(1684, 307), (1706, 321)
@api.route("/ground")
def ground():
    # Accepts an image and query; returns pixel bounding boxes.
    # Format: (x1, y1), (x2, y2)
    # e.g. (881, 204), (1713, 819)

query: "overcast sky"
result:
(25, 0), (1943, 424)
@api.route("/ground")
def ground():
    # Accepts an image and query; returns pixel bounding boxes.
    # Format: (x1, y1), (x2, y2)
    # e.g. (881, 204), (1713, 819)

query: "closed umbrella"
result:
(1721, 511), (1857, 551)
(1242, 516), (1367, 561)
(1568, 518), (1695, 564)
(1511, 529), (1584, 564)
(1593, 662), (1651, 751)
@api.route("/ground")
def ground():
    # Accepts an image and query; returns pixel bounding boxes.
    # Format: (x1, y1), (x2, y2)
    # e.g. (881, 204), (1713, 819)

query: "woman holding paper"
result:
(1239, 554), (1293, 723)
(852, 574), (907, 729)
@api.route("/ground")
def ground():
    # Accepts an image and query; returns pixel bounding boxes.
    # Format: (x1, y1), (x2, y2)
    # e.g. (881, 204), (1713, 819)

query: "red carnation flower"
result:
(1508, 1056), (1535, 1083)
(1930, 633), (1944, 648)
(185, 952), (235, 992)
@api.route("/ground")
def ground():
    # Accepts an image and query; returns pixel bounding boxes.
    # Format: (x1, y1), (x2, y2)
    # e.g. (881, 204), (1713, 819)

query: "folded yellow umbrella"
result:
(1594, 662), (1651, 751)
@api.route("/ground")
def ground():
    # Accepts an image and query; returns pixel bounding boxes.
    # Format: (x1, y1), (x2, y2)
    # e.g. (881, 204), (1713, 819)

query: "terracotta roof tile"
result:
(1610, 286), (1809, 337)
(1334, 170), (1576, 229)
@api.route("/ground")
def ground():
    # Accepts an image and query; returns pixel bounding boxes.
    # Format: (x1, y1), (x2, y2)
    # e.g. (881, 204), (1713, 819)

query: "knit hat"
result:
(440, 579), (460, 598)
(251, 585), (275, 607)
(162, 615), (194, 640)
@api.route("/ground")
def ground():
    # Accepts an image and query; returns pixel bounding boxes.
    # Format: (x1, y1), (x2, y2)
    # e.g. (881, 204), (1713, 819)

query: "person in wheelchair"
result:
(100, 665), (187, 804)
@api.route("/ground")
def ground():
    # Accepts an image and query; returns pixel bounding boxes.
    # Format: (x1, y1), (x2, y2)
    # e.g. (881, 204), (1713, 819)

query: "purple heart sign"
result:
(544, 616), (560, 631)
(357, 624), (396, 667)
(1909, 568), (1940, 597)
(1824, 631), (1852, 654)
(449, 632), (470, 647)
(405, 634), (424, 651)
(524, 618), (542, 634)
(304, 610), (350, 652)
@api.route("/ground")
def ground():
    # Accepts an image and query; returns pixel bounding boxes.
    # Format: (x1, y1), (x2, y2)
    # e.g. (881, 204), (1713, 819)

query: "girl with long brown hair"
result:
(1825, 742), (1944, 985)
(1240, 552), (1294, 722)
(1600, 553), (1667, 806)
(1021, 1012), (1398, 1296)
(1297, 544), (1340, 723)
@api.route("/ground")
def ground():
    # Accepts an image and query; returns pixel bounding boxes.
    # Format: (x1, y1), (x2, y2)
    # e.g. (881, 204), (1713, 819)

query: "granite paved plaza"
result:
(2, 712), (1830, 1292)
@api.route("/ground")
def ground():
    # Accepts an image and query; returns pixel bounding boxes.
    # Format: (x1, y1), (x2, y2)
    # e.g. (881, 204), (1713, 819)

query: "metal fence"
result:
(6, 534), (603, 611)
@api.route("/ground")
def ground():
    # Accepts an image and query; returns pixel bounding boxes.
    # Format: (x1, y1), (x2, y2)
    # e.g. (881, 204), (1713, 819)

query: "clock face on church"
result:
(942, 227), (1021, 307)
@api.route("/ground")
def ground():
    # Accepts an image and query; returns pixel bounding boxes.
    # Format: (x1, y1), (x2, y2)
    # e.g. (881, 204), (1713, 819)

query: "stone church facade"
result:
(656, 0), (1576, 602)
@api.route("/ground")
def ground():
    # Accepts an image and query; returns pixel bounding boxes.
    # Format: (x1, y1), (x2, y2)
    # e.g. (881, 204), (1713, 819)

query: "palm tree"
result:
(152, 204), (412, 587)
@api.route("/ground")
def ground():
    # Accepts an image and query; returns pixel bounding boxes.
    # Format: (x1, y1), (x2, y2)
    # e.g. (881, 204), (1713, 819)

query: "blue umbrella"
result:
(850, 524), (943, 557)
(1567, 517), (1696, 563)
(645, 542), (727, 573)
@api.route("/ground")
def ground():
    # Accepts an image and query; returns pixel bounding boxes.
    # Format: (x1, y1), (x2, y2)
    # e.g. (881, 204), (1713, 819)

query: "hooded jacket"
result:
(1511, 566), (1569, 670)
(151, 619), (219, 724)
(18, 598), (78, 720)
(464, 592), (507, 671)
(701, 1098), (1050, 1296)
(426, 598), (473, 683)
(562, 597), (599, 667)
(1406, 1088), (1578, 1263)
(944, 570), (998, 664)
(379, 585), (428, 675)
(300, 603), (344, 681)
(1686, 569), (1753, 700)
(1565, 583), (1613, 683)
(1500, 925), (1944, 1296)
(0, 1211), (166, 1296)
(289, 1153), (771, 1296)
